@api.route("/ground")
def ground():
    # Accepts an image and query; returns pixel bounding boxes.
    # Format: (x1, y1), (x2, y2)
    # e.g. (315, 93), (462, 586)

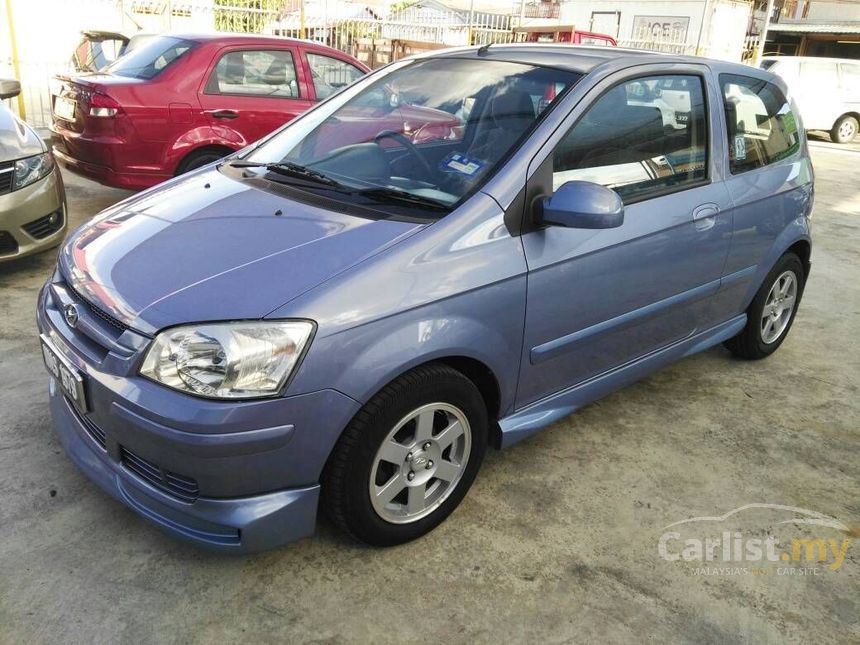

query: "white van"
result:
(761, 56), (860, 144)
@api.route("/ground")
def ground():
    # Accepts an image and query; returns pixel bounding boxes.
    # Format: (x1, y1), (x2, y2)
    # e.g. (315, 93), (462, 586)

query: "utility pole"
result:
(695, 0), (712, 55)
(467, 0), (475, 45)
(3, 0), (25, 120)
(755, 0), (777, 64)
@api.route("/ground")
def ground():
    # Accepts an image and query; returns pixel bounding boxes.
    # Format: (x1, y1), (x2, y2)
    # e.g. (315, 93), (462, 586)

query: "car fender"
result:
(163, 126), (241, 174)
(301, 301), (524, 419)
(742, 216), (811, 309)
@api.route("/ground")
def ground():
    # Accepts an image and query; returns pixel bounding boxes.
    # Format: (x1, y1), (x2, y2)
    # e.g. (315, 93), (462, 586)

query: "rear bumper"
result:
(50, 125), (169, 190)
(0, 167), (66, 262)
(49, 388), (320, 552)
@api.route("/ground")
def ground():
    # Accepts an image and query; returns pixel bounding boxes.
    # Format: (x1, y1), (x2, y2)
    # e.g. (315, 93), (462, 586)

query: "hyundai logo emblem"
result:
(64, 304), (79, 328)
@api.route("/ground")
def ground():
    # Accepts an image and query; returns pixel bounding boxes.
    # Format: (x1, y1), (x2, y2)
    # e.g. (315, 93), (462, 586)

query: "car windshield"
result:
(105, 36), (196, 80)
(240, 57), (581, 217)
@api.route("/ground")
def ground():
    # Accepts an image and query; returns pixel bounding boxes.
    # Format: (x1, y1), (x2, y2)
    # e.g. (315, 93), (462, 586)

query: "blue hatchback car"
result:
(38, 46), (813, 551)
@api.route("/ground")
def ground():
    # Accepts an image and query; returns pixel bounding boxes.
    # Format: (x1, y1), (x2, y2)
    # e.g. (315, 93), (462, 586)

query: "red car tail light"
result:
(89, 92), (122, 117)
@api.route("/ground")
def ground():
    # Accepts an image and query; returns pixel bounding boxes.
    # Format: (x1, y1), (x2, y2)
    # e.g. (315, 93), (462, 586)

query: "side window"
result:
(206, 49), (299, 98)
(800, 61), (839, 88)
(840, 64), (860, 95)
(720, 74), (800, 174)
(553, 74), (708, 201)
(307, 53), (364, 100)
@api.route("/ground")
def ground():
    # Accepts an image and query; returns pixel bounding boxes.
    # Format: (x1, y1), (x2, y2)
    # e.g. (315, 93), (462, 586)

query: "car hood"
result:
(0, 105), (45, 161)
(59, 169), (424, 335)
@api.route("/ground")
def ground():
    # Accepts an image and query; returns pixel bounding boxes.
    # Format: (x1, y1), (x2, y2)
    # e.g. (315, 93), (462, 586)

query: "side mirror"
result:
(540, 181), (624, 229)
(0, 79), (21, 100)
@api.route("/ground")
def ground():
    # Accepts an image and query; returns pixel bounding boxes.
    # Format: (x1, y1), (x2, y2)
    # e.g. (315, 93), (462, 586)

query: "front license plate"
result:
(54, 96), (76, 121)
(40, 334), (88, 413)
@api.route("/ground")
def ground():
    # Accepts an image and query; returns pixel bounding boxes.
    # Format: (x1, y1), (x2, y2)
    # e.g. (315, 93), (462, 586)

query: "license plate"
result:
(54, 96), (76, 121)
(40, 334), (88, 413)
(676, 112), (690, 124)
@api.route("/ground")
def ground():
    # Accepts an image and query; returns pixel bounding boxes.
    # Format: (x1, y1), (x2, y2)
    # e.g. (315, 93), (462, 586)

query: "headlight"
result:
(140, 321), (314, 399)
(13, 151), (54, 190)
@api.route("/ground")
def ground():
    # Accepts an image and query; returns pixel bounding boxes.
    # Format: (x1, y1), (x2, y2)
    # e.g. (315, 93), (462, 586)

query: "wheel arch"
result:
(834, 111), (860, 128)
(174, 144), (236, 175)
(743, 226), (812, 310)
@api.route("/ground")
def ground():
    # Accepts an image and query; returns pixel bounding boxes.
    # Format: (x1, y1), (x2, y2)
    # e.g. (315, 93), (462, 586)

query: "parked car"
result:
(38, 46), (813, 552)
(761, 55), (860, 144)
(50, 33), (369, 190)
(513, 25), (617, 46)
(0, 80), (67, 262)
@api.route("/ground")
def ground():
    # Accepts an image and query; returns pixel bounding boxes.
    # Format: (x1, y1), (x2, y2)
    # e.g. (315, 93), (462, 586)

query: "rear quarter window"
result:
(720, 73), (800, 174)
(106, 36), (195, 80)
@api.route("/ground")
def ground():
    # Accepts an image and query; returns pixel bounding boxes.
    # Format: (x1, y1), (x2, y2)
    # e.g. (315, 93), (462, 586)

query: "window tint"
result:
(720, 74), (800, 174)
(307, 53), (364, 100)
(553, 74), (708, 201)
(105, 36), (194, 80)
(207, 50), (299, 98)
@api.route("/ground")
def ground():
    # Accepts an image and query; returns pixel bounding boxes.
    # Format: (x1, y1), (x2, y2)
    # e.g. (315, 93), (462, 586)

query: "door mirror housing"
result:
(540, 181), (624, 229)
(0, 79), (21, 100)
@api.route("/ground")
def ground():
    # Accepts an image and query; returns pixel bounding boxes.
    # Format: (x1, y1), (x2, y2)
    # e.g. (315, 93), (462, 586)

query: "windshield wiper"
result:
(228, 160), (343, 187)
(359, 187), (450, 211)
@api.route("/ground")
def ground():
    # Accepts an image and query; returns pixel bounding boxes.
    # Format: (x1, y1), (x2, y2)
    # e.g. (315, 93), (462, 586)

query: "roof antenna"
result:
(477, 42), (492, 56)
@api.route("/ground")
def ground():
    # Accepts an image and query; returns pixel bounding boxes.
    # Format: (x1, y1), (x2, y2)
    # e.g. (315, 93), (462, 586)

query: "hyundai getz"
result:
(37, 46), (813, 551)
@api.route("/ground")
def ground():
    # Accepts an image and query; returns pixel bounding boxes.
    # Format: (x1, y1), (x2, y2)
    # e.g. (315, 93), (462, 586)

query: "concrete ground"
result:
(0, 144), (857, 644)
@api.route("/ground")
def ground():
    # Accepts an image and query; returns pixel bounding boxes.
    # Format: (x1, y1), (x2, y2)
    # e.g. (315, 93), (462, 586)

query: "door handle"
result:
(692, 203), (719, 220)
(207, 109), (239, 120)
(692, 203), (719, 232)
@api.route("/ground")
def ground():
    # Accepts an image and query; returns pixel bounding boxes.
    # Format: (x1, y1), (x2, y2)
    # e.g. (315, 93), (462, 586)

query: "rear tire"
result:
(176, 148), (230, 175)
(322, 364), (487, 546)
(831, 115), (858, 144)
(724, 252), (805, 360)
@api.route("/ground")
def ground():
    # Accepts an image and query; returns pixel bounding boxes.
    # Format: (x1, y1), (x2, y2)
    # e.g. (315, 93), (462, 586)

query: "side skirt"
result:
(498, 314), (747, 448)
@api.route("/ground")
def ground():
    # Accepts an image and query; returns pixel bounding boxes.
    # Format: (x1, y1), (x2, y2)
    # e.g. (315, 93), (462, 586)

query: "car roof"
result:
(166, 32), (342, 52)
(423, 43), (749, 75)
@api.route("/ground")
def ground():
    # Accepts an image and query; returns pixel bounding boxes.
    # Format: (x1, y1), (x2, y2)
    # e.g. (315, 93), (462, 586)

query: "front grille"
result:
(121, 447), (200, 503)
(0, 231), (18, 255)
(0, 162), (12, 194)
(23, 209), (64, 239)
(66, 398), (107, 450)
(80, 413), (106, 449)
(65, 282), (130, 333)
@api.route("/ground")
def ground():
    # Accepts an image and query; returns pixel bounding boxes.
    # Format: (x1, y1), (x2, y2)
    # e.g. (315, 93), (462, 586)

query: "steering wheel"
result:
(373, 130), (436, 184)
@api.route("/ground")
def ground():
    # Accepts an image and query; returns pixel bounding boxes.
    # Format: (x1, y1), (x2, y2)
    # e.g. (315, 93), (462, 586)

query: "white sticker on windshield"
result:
(734, 135), (747, 161)
(440, 152), (483, 176)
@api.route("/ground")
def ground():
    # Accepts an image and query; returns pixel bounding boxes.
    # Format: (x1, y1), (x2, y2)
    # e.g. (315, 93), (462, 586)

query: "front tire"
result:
(724, 252), (805, 360)
(831, 115), (858, 144)
(322, 364), (488, 546)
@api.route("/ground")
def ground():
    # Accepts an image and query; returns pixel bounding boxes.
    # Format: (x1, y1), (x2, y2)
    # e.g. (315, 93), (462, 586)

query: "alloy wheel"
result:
(761, 270), (797, 344)
(369, 402), (471, 524)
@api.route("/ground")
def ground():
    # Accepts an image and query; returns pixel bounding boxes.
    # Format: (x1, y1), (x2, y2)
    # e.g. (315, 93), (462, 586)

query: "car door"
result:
(198, 47), (314, 147)
(515, 67), (733, 408)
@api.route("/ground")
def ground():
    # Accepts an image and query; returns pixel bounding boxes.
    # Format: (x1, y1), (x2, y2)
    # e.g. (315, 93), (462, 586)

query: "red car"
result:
(50, 34), (369, 190)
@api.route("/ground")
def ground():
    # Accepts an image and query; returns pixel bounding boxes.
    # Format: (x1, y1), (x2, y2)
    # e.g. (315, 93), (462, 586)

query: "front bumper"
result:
(0, 166), (66, 262)
(48, 388), (321, 552)
(37, 278), (362, 552)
